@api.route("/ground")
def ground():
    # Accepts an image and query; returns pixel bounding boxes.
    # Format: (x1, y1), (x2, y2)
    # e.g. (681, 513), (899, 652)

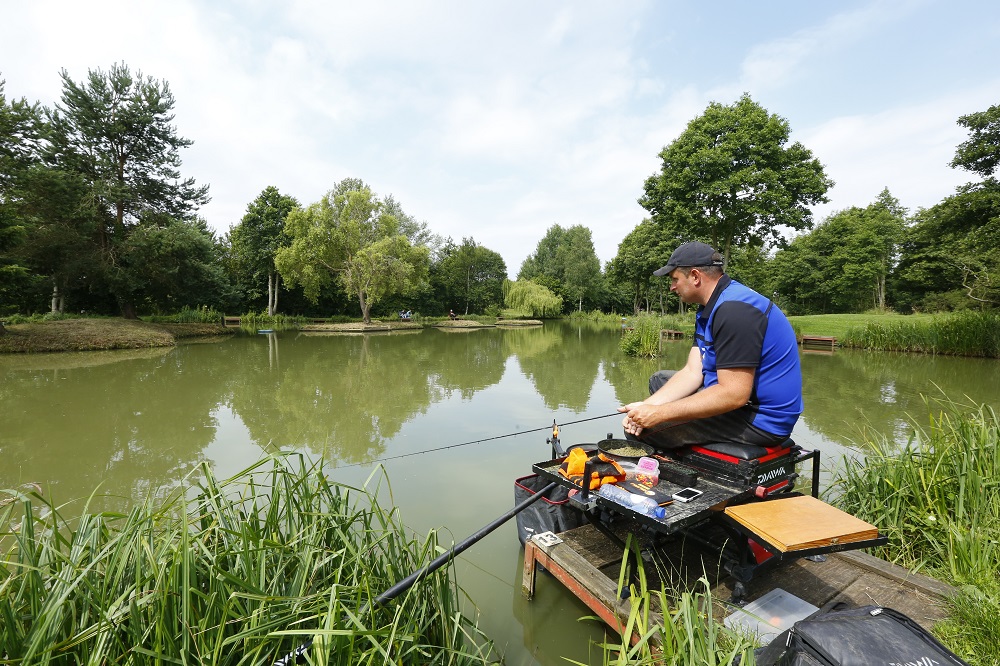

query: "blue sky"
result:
(2, 0), (998, 275)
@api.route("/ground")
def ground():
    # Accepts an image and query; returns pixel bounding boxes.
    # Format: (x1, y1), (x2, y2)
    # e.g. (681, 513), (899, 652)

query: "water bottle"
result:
(598, 484), (666, 519)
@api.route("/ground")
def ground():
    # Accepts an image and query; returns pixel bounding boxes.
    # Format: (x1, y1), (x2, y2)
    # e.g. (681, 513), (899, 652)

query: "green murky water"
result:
(2, 321), (998, 664)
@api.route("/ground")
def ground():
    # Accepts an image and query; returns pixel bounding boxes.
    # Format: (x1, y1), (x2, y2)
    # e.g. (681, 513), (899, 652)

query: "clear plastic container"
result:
(634, 456), (659, 485)
(598, 484), (666, 518)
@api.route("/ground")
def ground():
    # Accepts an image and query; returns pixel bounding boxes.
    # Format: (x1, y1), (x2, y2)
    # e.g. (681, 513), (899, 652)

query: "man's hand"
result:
(618, 401), (661, 437)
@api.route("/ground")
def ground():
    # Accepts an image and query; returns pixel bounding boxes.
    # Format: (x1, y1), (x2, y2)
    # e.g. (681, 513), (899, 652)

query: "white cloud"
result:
(804, 81), (1000, 221)
(2, 0), (999, 276)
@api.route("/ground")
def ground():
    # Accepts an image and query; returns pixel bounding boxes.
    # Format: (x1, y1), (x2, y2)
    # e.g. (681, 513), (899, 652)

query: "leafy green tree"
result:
(502, 279), (562, 317)
(0, 78), (42, 310)
(12, 165), (98, 313)
(229, 186), (299, 316)
(951, 103), (1000, 178)
(518, 224), (602, 312)
(639, 93), (832, 262)
(275, 179), (430, 323)
(894, 181), (1000, 310)
(558, 226), (602, 311)
(113, 216), (232, 313)
(430, 237), (507, 315)
(382, 194), (443, 251)
(723, 242), (773, 296)
(45, 63), (209, 317)
(770, 189), (907, 313)
(891, 103), (1000, 311)
(606, 218), (679, 314)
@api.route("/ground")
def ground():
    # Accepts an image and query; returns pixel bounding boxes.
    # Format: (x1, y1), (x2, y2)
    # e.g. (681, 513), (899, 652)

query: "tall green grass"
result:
(840, 310), (1000, 357)
(620, 314), (693, 358)
(571, 536), (757, 666)
(567, 310), (626, 324)
(0, 456), (494, 665)
(239, 311), (308, 331)
(144, 306), (226, 324)
(829, 400), (1000, 665)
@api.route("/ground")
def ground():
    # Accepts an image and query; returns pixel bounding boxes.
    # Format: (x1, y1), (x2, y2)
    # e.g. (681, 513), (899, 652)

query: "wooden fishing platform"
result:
(800, 335), (837, 351)
(521, 438), (953, 643)
(522, 521), (954, 640)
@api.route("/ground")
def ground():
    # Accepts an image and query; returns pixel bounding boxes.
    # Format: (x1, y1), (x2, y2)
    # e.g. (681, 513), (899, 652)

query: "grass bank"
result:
(829, 399), (1000, 665)
(839, 310), (1000, 357)
(786, 313), (933, 339)
(0, 456), (494, 664)
(0, 317), (233, 353)
(788, 311), (1000, 357)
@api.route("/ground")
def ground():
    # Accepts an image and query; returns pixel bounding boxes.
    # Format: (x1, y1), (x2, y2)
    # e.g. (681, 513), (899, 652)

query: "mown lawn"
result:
(787, 313), (936, 339)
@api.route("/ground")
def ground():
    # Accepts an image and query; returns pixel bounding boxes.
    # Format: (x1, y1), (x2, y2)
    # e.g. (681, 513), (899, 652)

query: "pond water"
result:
(2, 321), (999, 665)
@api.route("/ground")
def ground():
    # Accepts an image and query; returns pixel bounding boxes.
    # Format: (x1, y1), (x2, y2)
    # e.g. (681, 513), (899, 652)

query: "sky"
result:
(2, 0), (999, 276)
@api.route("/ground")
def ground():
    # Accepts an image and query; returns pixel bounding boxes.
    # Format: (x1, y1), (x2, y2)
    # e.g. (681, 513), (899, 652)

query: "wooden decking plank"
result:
(528, 522), (954, 634)
(828, 577), (950, 628)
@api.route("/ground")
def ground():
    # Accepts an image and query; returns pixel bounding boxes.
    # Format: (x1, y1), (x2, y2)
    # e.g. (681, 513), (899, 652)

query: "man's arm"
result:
(619, 346), (703, 436)
(620, 363), (755, 436)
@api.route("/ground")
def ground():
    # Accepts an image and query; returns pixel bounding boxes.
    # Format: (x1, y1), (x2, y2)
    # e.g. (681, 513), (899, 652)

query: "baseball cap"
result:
(652, 241), (724, 277)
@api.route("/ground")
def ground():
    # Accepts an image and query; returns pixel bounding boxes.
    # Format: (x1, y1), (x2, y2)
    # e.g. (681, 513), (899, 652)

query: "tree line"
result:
(2, 63), (998, 320)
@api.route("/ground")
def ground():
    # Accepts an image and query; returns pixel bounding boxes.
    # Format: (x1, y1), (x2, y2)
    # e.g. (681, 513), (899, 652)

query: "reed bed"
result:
(0, 457), (494, 665)
(829, 400), (1000, 664)
(620, 314), (693, 358)
(239, 312), (309, 331)
(840, 310), (1000, 357)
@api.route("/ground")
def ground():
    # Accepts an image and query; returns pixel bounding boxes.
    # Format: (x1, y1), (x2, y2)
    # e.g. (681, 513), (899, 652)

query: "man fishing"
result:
(618, 241), (802, 451)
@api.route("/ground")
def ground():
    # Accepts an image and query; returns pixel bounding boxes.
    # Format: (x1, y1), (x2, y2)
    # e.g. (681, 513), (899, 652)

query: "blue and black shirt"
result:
(693, 275), (803, 437)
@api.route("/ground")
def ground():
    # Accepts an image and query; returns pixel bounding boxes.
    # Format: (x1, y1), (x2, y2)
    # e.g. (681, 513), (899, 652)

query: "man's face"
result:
(669, 268), (698, 303)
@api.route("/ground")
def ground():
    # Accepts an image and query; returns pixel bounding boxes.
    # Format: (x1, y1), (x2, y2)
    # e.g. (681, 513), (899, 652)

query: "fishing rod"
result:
(272, 413), (682, 664)
(338, 411), (623, 469)
(271, 479), (559, 665)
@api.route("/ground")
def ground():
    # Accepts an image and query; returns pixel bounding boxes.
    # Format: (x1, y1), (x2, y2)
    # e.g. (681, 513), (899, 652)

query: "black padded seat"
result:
(698, 438), (794, 461)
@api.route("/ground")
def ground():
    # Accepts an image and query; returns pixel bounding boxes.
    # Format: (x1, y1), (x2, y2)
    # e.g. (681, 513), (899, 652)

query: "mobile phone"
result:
(671, 487), (703, 503)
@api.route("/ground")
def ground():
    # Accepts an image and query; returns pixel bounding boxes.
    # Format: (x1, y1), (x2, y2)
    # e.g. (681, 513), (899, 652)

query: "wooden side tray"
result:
(724, 495), (879, 552)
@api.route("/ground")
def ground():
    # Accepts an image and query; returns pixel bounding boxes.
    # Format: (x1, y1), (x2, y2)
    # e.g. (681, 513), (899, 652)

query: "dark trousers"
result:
(625, 370), (787, 450)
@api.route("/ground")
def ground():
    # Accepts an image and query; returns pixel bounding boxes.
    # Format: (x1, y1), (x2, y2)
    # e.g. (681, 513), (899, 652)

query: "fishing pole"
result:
(272, 412), (682, 663)
(271, 479), (559, 665)
(337, 411), (623, 469)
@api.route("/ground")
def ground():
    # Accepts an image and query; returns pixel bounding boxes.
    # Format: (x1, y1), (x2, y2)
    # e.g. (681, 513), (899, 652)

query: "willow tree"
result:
(502, 280), (562, 318)
(275, 179), (429, 323)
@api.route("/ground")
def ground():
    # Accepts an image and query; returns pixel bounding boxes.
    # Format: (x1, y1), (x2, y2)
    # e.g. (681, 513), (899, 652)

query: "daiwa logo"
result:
(889, 658), (941, 666)
(755, 465), (788, 485)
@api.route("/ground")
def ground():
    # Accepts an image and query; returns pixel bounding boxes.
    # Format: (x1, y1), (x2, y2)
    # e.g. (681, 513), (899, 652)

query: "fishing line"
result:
(338, 411), (623, 469)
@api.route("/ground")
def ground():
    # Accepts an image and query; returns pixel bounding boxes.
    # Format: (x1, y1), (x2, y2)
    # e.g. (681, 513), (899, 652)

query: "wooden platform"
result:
(522, 523), (953, 641)
(801, 335), (837, 351)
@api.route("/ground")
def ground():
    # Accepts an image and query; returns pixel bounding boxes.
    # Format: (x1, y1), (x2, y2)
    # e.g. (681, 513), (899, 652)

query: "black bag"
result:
(514, 474), (584, 546)
(755, 605), (967, 666)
